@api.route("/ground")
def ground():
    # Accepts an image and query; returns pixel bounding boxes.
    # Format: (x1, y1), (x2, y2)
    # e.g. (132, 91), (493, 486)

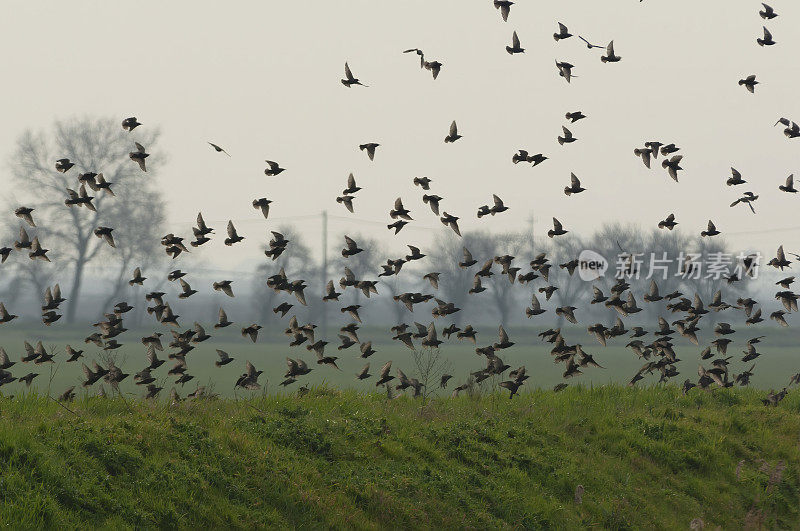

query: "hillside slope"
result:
(0, 387), (798, 528)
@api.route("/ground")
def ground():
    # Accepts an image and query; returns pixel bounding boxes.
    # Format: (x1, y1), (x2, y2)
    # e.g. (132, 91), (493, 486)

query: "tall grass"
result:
(0, 386), (798, 528)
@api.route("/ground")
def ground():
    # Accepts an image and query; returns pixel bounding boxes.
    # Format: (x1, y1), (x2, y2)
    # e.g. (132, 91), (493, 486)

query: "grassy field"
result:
(0, 323), (798, 399)
(0, 386), (798, 528)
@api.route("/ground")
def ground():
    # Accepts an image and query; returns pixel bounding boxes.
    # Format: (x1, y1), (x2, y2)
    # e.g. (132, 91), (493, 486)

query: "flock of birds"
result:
(0, 1), (798, 405)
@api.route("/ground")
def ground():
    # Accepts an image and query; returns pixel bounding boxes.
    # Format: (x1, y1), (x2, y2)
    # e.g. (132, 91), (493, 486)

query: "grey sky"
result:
(2, 0), (798, 272)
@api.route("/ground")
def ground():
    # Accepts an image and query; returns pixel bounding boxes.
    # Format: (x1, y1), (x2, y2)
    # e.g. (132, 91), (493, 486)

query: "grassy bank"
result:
(1, 386), (799, 528)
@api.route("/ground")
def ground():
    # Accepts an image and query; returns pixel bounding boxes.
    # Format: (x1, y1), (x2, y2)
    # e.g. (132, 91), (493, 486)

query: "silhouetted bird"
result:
(129, 142), (149, 171)
(444, 120), (462, 143)
(208, 142), (230, 156)
(341, 62), (368, 87)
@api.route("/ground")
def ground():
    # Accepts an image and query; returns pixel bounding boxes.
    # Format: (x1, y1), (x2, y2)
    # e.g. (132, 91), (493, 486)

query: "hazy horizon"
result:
(1, 0), (798, 276)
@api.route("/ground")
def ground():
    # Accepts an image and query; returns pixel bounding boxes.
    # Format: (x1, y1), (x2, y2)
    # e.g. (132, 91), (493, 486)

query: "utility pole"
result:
(320, 210), (328, 340)
(526, 211), (535, 256)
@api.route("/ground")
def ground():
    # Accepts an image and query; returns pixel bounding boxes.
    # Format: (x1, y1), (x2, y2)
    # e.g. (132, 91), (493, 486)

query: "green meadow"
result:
(0, 387), (798, 528)
(0, 323), (797, 399)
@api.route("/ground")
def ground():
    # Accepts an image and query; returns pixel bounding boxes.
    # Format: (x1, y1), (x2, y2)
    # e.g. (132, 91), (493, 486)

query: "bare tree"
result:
(380, 275), (412, 325)
(426, 232), (474, 326)
(7, 116), (165, 323)
(550, 233), (590, 326)
(410, 347), (451, 409)
(485, 231), (529, 326)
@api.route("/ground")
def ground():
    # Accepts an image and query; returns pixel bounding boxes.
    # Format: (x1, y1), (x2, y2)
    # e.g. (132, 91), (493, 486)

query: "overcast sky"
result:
(2, 0), (798, 273)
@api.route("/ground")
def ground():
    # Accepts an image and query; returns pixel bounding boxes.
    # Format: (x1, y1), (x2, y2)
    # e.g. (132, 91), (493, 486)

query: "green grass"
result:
(1, 386), (799, 528)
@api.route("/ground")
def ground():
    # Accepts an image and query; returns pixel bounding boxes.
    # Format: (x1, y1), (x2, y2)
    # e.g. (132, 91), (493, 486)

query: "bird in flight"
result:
(760, 3), (778, 20)
(444, 120), (462, 143)
(738, 75), (759, 93)
(208, 142), (231, 156)
(493, 0), (513, 22)
(506, 31), (524, 54)
(555, 61), (575, 83)
(341, 62), (368, 87)
(779, 174), (796, 193)
(600, 41), (621, 63)
(129, 142), (149, 172)
(264, 160), (285, 176)
(554, 23), (572, 41)
(359, 143), (380, 161)
(757, 26), (776, 46)
(578, 36), (603, 49)
(122, 117), (141, 131)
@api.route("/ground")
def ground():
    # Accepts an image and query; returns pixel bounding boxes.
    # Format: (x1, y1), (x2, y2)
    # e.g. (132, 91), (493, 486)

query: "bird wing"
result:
(449, 120), (458, 136)
(344, 235), (357, 249)
(570, 173), (580, 188)
(227, 220), (237, 238)
(627, 292), (637, 307)
(498, 325), (509, 343)
(649, 279), (659, 297)
(553, 218), (563, 231)
(492, 194), (504, 208)
(472, 276), (482, 290)
(344, 62), (353, 79)
(512, 31), (520, 48)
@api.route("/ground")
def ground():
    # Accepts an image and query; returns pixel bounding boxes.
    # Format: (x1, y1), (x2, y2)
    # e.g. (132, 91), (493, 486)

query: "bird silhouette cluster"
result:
(0, 2), (798, 406)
